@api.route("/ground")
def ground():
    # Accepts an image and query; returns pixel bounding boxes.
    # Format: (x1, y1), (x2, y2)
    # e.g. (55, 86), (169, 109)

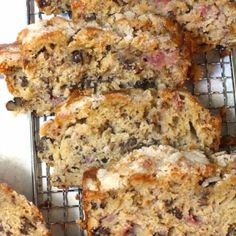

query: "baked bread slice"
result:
(154, 0), (236, 49)
(71, 0), (236, 49)
(38, 89), (221, 187)
(0, 16), (190, 115)
(0, 183), (50, 236)
(36, 0), (236, 48)
(35, 0), (71, 14)
(81, 145), (236, 236)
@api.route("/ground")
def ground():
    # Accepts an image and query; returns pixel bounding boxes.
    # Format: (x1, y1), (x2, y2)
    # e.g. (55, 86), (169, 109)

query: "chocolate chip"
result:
(91, 201), (98, 210)
(106, 45), (111, 51)
(6, 101), (17, 111)
(101, 158), (108, 164)
(72, 50), (84, 63)
(85, 13), (96, 21)
(134, 79), (156, 89)
(6, 97), (23, 111)
(20, 216), (37, 235)
(112, 0), (127, 6)
(76, 118), (87, 124)
(170, 207), (183, 220)
(109, 191), (118, 199)
(20, 76), (29, 87)
(15, 97), (23, 106)
(11, 195), (16, 204)
(164, 199), (174, 207)
(49, 43), (55, 50)
(92, 226), (111, 236)
(0, 224), (3, 232)
(100, 202), (107, 209)
(34, 47), (49, 60)
(72, 50), (91, 64)
(227, 225), (236, 236)
(71, 166), (80, 170)
(38, 0), (51, 7)
(6, 232), (13, 236)
(98, 121), (114, 133)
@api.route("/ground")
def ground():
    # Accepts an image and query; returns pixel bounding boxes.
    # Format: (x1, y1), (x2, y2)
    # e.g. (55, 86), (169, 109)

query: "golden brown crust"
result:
(71, 0), (236, 49)
(0, 43), (21, 72)
(0, 15), (191, 115)
(38, 89), (222, 188)
(82, 146), (236, 235)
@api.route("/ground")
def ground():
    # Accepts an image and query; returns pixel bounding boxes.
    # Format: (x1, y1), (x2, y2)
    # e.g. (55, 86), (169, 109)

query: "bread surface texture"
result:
(0, 16), (190, 115)
(82, 145), (236, 236)
(0, 183), (50, 236)
(35, 0), (236, 48)
(38, 89), (221, 187)
(71, 0), (236, 49)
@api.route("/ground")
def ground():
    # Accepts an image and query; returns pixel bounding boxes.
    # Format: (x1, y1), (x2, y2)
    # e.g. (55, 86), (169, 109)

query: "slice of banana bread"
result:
(71, 0), (236, 49)
(36, 0), (236, 48)
(35, 0), (71, 14)
(38, 89), (221, 187)
(81, 145), (236, 236)
(154, 0), (236, 49)
(0, 183), (50, 236)
(0, 16), (191, 115)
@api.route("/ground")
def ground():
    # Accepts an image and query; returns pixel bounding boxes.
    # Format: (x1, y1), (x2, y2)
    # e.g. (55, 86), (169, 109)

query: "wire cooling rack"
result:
(26, 0), (236, 235)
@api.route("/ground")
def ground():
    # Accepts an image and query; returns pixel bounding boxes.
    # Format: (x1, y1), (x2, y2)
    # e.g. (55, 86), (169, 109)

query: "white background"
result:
(0, 1), (33, 200)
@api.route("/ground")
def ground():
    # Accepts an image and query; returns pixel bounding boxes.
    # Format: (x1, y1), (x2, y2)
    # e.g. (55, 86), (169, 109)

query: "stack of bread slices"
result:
(0, 0), (236, 235)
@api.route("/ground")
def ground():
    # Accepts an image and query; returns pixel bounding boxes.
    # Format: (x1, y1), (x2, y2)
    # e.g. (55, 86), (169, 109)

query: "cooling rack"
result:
(26, 0), (236, 235)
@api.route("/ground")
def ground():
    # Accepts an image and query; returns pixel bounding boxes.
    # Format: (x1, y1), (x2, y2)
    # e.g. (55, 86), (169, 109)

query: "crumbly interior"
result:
(36, 0), (236, 48)
(82, 145), (236, 236)
(36, 0), (71, 14)
(0, 15), (190, 115)
(0, 183), (49, 236)
(38, 89), (221, 187)
(71, 0), (236, 48)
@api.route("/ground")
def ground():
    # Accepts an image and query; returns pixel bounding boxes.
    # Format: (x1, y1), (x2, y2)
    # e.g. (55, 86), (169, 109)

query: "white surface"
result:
(0, 1), (33, 200)
(0, 1), (27, 43)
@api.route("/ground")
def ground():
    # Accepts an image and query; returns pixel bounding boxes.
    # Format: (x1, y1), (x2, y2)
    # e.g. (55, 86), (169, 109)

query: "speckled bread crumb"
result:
(36, 0), (236, 49)
(38, 89), (221, 188)
(82, 145), (236, 236)
(0, 183), (50, 236)
(71, 0), (236, 49)
(0, 15), (191, 115)
(154, 0), (236, 49)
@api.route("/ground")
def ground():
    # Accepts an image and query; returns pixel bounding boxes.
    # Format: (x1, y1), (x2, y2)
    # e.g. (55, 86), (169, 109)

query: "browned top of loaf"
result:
(82, 145), (236, 236)
(0, 16), (191, 115)
(40, 89), (221, 152)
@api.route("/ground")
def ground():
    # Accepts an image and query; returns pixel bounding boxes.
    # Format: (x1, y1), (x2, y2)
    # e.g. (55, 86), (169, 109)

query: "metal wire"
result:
(26, 0), (236, 235)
